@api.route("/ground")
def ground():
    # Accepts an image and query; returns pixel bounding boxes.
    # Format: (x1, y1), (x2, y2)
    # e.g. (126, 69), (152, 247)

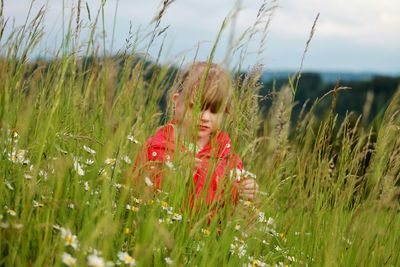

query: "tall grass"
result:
(1, 1), (399, 266)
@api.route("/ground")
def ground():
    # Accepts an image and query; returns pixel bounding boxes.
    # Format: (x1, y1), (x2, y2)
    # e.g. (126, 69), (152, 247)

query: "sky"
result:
(2, 0), (400, 74)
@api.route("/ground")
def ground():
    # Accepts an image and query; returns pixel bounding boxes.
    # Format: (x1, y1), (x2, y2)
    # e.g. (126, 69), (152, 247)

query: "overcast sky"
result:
(2, 0), (400, 74)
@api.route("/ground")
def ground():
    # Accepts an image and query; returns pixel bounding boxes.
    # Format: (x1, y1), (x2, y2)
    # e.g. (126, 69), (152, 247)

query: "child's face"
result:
(173, 92), (224, 139)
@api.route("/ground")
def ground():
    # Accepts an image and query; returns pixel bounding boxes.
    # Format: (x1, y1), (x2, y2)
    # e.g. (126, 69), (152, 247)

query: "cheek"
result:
(212, 114), (223, 128)
(174, 100), (186, 118)
(175, 102), (193, 123)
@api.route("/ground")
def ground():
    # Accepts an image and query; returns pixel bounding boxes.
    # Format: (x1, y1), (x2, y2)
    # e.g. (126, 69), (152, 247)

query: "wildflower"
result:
(4, 179), (14, 191)
(124, 227), (131, 235)
(117, 251), (136, 266)
(122, 156), (132, 164)
(73, 160), (85, 176)
(172, 213), (182, 221)
(86, 159), (95, 165)
(24, 172), (33, 180)
(8, 149), (30, 164)
(243, 200), (252, 207)
(164, 257), (173, 265)
(38, 169), (48, 180)
(243, 169), (256, 179)
(12, 131), (20, 140)
(83, 145), (96, 155)
(87, 254), (105, 267)
(266, 217), (275, 226)
(248, 257), (268, 267)
(33, 200), (44, 208)
(201, 228), (210, 237)
(68, 203), (75, 209)
(60, 228), (79, 250)
(114, 183), (123, 189)
(230, 168), (256, 182)
(62, 252), (77, 266)
(160, 201), (169, 210)
(7, 209), (16, 216)
(235, 224), (241, 231)
(126, 204), (139, 212)
(258, 211), (266, 223)
(84, 181), (90, 191)
(132, 197), (142, 205)
(144, 177), (153, 187)
(280, 232), (287, 242)
(342, 236), (352, 246)
(195, 241), (204, 252)
(127, 135), (139, 144)
(56, 147), (68, 155)
(165, 161), (175, 170)
(188, 143), (200, 154)
(230, 238), (247, 258)
(104, 158), (116, 165)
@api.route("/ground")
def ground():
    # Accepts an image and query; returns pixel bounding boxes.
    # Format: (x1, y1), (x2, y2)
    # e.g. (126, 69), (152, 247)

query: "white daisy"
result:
(117, 251), (136, 266)
(60, 228), (79, 250)
(87, 254), (105, 267)
(83, 145), (96, 155)
(73, 160), (85, 176)
(164, 257), (173, 265)
(62, 252), (77, 266)
(122, 156), (132, 164)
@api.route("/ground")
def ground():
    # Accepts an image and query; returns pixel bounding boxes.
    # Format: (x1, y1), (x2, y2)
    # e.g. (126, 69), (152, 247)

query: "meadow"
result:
(1, 1), (399, 266)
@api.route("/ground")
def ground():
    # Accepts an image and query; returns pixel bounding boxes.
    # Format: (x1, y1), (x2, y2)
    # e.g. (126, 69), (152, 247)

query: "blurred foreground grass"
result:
(1, 1), (399, 266)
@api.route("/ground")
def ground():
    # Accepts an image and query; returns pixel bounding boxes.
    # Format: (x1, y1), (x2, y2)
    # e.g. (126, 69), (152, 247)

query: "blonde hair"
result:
(172, 62), (233, 114)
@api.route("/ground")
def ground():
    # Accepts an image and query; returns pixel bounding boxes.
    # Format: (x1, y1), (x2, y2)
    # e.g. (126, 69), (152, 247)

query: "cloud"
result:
(2, 0), (399, 72)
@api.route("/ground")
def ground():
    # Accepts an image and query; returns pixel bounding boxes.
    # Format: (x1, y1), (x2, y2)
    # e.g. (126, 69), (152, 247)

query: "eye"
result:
(210, 106), (218, 114)
(208, 103), (221, 114)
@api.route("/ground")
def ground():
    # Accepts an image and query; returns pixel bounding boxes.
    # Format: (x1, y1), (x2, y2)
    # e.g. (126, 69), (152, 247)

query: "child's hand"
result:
(239, 178), (258, 201)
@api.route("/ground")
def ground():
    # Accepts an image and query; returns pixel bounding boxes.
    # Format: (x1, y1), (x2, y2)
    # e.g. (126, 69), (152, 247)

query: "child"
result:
(134, 61), (257, 208)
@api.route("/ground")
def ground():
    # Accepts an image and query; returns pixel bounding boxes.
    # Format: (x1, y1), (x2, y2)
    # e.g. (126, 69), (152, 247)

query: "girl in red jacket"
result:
(134, 62), (257, 209)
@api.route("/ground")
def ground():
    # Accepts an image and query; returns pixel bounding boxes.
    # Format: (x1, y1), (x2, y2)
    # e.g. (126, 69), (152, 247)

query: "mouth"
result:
(198, 125), (210, 131)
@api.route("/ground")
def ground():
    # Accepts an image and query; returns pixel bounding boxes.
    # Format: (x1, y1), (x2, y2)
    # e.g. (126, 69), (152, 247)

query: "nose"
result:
(200, 109), (211, 122)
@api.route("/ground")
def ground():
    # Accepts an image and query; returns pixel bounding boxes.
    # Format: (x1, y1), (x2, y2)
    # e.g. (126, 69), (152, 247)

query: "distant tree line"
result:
(20, 56), (400, 129)
(259, 73), (400, 127)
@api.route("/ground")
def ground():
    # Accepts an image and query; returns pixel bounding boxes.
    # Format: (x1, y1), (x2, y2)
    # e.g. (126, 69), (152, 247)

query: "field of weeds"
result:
(1, 1), (399, 266)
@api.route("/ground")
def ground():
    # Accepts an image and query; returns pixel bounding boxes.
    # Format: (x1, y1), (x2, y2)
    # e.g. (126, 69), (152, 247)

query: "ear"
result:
(171, 92), (180, 104)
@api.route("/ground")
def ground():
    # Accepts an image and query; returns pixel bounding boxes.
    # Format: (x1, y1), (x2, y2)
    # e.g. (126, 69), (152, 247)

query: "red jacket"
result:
(143, 122), (243, 205)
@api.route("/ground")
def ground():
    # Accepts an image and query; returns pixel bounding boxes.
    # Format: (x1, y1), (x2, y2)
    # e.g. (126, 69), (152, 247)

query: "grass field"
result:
(1, 1), (399, 266)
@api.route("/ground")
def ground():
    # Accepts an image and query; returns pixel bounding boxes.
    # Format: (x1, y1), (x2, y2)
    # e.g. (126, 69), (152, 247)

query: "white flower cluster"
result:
(230, 236), (247, 258)
(230, 168), (256, 182)
(156, 200), (182, 224)
(117, 251), (136, 266)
